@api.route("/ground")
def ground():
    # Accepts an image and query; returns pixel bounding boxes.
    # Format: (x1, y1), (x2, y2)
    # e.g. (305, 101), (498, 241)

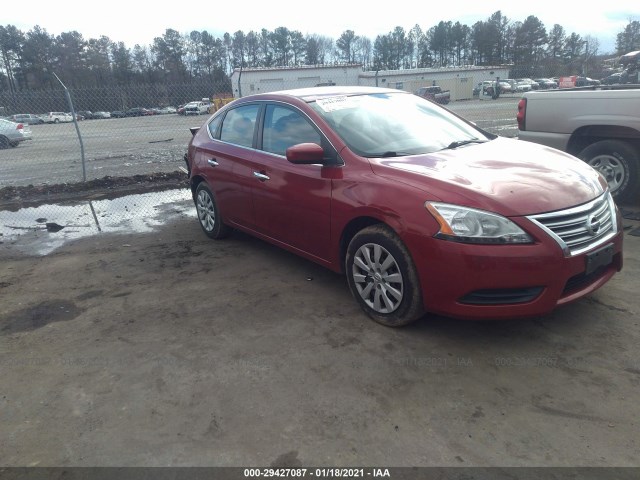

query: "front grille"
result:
(527, 193), (618, 256)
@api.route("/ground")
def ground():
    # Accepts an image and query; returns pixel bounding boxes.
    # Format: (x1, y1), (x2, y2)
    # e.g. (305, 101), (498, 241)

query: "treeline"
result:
(1, 13), (639, 93)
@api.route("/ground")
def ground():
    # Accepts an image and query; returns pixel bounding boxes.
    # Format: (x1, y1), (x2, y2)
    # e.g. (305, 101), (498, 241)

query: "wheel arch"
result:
(338, 216), (401, 274)
(567, 125), (640, 156)
(189, 174), (207, 201)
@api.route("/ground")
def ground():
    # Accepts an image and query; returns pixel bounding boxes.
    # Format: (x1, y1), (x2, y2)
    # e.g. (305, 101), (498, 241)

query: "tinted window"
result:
(262, 105), (321, 156)
(220, 105), (260, 148)
(207, 115), (222, 138)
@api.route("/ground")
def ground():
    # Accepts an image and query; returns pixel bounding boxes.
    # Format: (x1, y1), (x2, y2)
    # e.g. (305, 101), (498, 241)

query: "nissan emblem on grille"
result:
(586, 214), (601, 236)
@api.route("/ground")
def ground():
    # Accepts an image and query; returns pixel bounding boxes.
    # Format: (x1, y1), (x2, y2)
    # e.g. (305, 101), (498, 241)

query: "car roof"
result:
(247, 86), (406, 103)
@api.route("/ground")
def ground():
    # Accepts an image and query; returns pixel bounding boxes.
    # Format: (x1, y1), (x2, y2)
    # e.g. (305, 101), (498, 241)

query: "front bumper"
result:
(407, 225), (623, 320)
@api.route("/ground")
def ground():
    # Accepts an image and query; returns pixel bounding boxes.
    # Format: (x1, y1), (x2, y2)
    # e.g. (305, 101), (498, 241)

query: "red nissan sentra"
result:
(185, 86), (623, 326)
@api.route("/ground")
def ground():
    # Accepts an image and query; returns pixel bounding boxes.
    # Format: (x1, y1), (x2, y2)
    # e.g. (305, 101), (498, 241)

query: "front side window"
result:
(262, 105), (322, 156)
(220, 104), (260, 148)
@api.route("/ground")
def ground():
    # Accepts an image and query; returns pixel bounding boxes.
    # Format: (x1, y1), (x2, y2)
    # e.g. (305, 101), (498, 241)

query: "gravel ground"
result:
(0, 188), (639, 467)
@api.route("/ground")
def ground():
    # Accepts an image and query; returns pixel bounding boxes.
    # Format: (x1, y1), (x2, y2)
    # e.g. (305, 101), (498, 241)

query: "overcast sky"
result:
(4, 0), (639, 54)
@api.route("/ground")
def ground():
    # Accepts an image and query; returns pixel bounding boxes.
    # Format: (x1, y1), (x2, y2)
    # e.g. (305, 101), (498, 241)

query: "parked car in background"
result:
(415, 86), (451, 104)
(0, 118), (33, 148)
(125, 107), (151, 117)
(186, 86), (622, 326)
(601, 72), (623, 85)
(619, 50), (639, 84)
(497, 80), (513, 94)
(93, 111), (111, 119)
(46, 112), (73, 123)
(76, 110), (95, 120)
(111, 110), (126, 118)
(183, 101), (210, 115)
(476, 80), (512, 96)
(515, 78), (540, 90)
(7, 114), (44, 125)
(517, 87), (640, 201)
(504, 79), (530, 92)
(533, 78), (558, 89)
(575, 76), (601, 87)
(158, 106), (177, 114)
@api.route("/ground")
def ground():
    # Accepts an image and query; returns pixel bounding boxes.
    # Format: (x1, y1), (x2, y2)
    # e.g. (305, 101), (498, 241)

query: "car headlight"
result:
(425, 202), (533, 244)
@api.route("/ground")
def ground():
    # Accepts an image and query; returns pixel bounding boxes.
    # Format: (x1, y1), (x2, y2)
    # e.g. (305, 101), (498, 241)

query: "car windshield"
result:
(309, 92), (488, 157)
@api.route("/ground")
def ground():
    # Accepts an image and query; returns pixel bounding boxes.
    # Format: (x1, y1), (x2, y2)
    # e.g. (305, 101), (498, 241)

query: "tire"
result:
(54, 118), (59, 124)
(345, 224), (424, 327)
(9, 141), (19, 148)
(0, 136), (9, 149)
(195, 182), (231, 239)
(578, 140), (639, 202)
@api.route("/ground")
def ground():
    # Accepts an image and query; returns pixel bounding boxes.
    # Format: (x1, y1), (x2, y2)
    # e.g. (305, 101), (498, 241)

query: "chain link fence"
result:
(0, 82), (237, 188)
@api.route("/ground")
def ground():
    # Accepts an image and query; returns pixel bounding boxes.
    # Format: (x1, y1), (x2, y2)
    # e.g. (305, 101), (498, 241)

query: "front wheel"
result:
(54, 118), (59, 124)
(579, 140), (639, 203)
(345, 225), (424, 327)
(195, 182), (231, 239)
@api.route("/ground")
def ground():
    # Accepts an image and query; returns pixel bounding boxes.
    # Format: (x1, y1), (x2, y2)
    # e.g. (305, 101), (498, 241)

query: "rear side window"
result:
(220, 105), (260, 148)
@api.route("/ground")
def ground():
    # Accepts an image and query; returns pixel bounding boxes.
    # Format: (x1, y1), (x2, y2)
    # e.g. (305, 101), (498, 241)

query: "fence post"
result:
(52, 72), (87, 182)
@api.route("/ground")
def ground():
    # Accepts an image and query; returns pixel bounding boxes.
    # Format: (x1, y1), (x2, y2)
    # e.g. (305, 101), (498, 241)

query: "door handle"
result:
(253, 171), (270, 181)
(207, 158), (219, 167)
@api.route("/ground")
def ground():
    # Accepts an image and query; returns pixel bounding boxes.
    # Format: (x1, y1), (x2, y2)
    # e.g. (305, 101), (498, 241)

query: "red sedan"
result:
(185, 87), (623, 326)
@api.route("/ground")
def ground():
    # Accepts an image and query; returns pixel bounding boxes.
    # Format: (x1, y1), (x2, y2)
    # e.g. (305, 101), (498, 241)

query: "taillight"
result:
(16, 123), (24, 130)
(516, 98), (526, 130)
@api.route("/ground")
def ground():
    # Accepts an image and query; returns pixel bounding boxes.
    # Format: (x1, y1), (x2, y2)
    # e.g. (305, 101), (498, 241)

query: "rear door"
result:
(194, 104), (262, 229)
(250, 103), (334, 260)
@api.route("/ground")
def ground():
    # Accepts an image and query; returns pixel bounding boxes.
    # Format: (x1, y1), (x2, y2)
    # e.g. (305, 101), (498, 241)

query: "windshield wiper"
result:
(443, 139), (487, 150)
(373, 151), (414, 158)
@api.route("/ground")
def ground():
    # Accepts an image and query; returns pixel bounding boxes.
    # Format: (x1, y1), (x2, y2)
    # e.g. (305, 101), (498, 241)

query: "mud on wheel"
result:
(345, 224), (424, 327)
(195, 182), (231, 239)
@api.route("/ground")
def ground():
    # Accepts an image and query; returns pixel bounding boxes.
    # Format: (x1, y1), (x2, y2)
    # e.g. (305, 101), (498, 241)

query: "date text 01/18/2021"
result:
(243, 468), (391, 477)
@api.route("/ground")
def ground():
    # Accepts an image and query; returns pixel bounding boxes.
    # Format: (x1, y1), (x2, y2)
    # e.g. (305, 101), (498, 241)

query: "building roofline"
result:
(358, 65), (512, 77)
(232, 63), (364, 75)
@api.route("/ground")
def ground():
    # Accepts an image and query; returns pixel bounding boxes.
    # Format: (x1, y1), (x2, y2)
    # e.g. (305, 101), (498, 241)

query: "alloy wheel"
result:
(352, 243), (404, 314)
(197, 189), (216, 232)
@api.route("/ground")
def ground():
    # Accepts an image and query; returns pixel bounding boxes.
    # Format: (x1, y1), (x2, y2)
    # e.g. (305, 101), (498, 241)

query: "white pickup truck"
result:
(46, 111), (73, 123)
(183, 101), (211, 115)
(517, 87), (640, 202)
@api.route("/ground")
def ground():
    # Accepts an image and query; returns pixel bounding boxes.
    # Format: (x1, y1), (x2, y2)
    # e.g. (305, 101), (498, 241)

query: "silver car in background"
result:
(0, 118), (33, 148)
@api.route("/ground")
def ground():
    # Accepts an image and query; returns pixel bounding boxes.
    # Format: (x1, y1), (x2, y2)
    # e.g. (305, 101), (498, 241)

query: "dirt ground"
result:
(1, 188), (639, 467)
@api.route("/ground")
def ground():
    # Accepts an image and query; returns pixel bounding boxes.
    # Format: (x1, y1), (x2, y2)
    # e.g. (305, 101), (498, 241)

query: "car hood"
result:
(368, 137), (606, 216)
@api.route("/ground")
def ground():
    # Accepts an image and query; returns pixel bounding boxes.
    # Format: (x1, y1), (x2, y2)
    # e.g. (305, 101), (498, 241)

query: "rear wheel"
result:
(579, 140), (639, 202)
(195, 182), (231, 239)
(54, 118), (59, 124)
(345, 225), (424, 327)
(0, 136), (9, 149)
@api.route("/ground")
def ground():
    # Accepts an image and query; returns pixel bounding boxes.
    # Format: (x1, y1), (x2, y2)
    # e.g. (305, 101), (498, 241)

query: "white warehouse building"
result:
(230, 64), (512, 101)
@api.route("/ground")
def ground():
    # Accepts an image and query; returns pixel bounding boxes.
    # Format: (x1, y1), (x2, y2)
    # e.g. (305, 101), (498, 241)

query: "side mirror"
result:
(286, 143), (325, 164)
